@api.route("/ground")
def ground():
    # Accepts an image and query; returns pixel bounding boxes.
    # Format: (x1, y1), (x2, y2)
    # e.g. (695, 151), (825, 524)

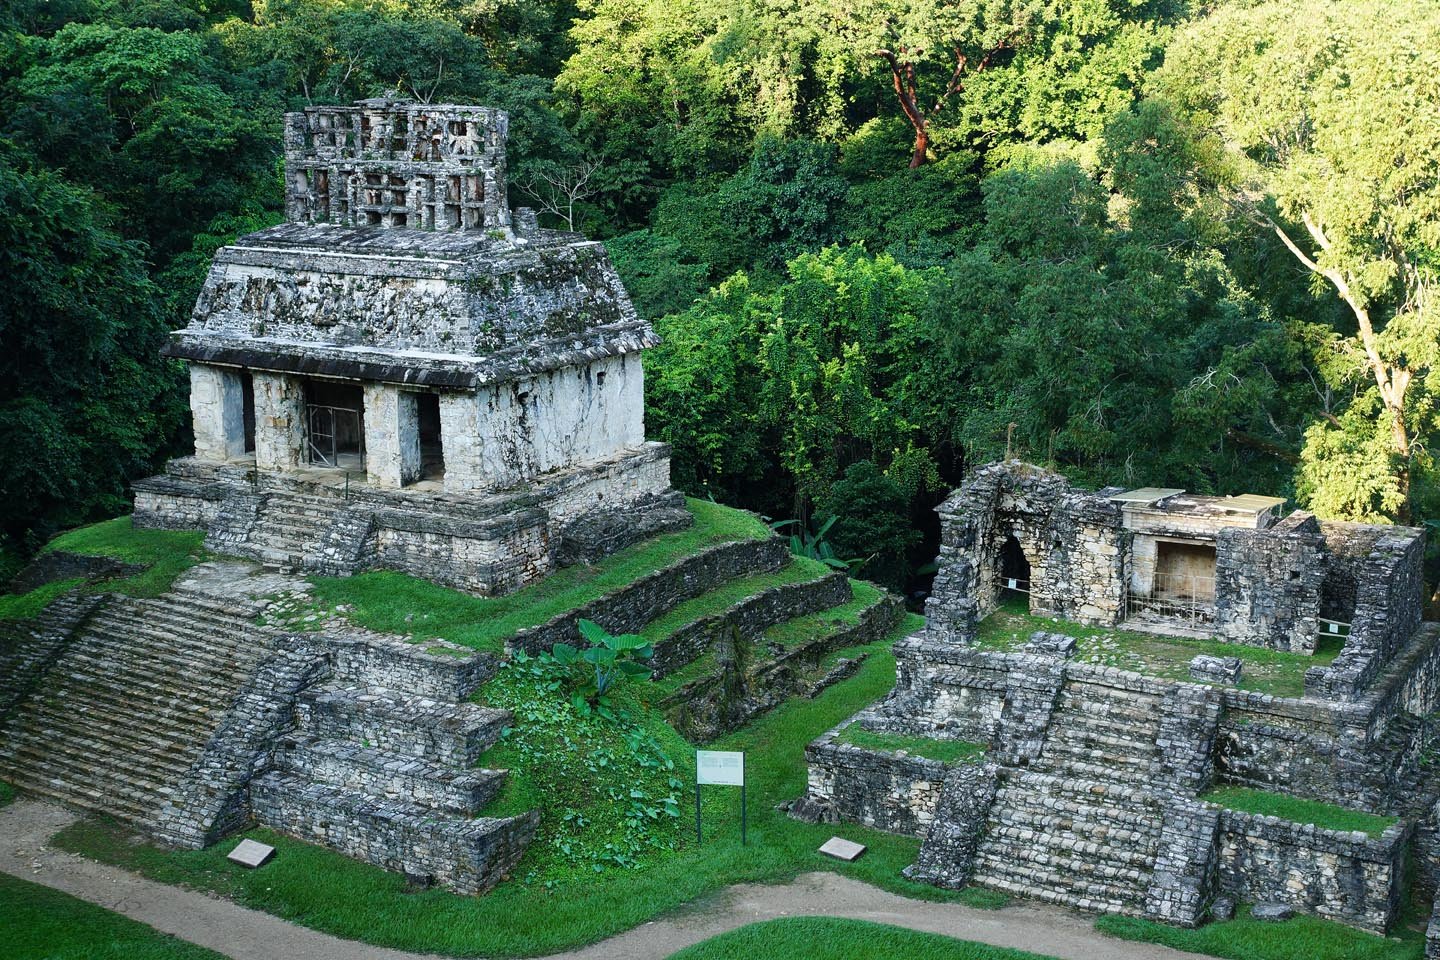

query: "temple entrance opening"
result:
(417, 392), (444, 482)
(998, 534), (1031, 602)
(304, 379), (365, 470)
(240, 370), (256, 454)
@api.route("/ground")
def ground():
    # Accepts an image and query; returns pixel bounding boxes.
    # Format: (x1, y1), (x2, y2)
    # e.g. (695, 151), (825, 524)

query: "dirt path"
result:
(1, 799), (1205, 960)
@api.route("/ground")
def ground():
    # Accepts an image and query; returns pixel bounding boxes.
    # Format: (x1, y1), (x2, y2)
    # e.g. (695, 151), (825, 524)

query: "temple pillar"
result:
(363, 383), (421, 489)
(189, 364), (248, 462)
(252, 371), (306, 472)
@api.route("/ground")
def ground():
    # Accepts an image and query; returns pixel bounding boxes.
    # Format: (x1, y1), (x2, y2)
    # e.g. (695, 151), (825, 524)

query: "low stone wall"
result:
(1213, 809), (1409, 934)
(651, 572), (852, 676)
(328, 632), (499, 701)
(661, 591), (902, 743)
(132, 475), (228, 531)
(251, 774), (538, 894)
(1217, 625), (1440, 811)
(803, 721), (957, 837)
(556, 491), (692, 566)
(509, 537), (789, 655)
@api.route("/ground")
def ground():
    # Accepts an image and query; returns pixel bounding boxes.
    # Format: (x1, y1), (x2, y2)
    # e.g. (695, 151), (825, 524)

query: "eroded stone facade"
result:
(135, 98), (686, 594)
(798, 460), (1436, 935)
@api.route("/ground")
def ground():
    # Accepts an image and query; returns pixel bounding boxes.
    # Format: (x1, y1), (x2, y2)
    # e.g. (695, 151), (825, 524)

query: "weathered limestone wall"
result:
(189, 364), (248, 462)
(252, 372), (305, 472)
(924, 462), (1128, 641)
(1307, 524), (1427, 700)
(1214, 810), (1408, 933)
(362, 384), (421, 489)
(439, 353), (644, 492)
(803, 728), (955, 837)
(187, 238), (639, 360)
(1213, 513), (1327, 652)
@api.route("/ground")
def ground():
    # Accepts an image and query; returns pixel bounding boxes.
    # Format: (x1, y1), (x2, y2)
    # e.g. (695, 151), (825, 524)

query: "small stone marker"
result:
(1025, 631), (1077, 658)
(1189, 654), (1243, 686)
(227, 839), (275, 869)
(1251, 902), (1295, 922)
(1210, 896), (1236, 922)
(818, 836), (867, 862)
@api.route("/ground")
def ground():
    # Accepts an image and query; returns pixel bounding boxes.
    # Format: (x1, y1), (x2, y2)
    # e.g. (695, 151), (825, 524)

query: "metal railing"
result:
(1126, 571), (1217, 625)
(306, 404), (365, 469)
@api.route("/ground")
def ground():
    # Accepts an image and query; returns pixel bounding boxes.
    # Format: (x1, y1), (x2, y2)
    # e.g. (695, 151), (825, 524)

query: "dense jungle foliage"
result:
(1, 0), (1436, 594)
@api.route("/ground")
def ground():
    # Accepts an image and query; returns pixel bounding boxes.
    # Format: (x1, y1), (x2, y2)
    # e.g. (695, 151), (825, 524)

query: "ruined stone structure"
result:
(134, 98), (686, 594)
(798, 461), (1438, 935)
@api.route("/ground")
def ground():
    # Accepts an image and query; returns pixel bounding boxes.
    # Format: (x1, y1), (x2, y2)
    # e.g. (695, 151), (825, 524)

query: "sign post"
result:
(695, 750), (746, 846)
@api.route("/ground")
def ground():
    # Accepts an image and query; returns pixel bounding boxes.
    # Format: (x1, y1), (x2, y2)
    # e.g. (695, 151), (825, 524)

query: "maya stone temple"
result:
(135, 97), (683, 594)
(796, 461), (1440, 937)
(4, 100), (1440, 951)
(0, 99), (690, 893)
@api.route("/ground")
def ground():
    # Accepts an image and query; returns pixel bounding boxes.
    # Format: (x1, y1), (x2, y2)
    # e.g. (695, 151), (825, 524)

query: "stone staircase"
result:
(971, 679), (1169, 913)
(236, 492), (349, 569)
(0, 589), (274, 830)
(251, 636), (537, 894)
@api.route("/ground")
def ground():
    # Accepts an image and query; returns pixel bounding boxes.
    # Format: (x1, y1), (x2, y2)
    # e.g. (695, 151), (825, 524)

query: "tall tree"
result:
(1161, 0), (1440, 522)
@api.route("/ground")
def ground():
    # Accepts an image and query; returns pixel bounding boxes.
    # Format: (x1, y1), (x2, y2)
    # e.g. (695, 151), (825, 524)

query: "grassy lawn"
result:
(54, 611), (1010, 958)
(1096, 911), (1423, 960)
(763, 579), (887, 649)
(43, 517), (207, 598)
(974, 595), (1341, 698)
(833, 726), (987, 764)
(1200, 786), (1399, 838)
(666, 917), (1058, 960)
(0, 780), (14, 807)
(286, 498), (771, 653)
(650, 579), (887, 699)
(0, 872), (225, 960)
(0, 576), (84, 620)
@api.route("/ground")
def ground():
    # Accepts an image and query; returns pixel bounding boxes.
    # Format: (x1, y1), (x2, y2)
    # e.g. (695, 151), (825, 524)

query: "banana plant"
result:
(550, 618), (655, 716)
(769, 514), (854, 571)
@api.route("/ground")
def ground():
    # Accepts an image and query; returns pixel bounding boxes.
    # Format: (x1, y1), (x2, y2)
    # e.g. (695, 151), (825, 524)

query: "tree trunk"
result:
(909, 126), (928, 169)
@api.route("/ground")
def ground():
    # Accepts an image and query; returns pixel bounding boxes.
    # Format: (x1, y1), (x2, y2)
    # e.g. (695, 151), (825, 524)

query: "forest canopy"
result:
(1, 0), (1435, 591)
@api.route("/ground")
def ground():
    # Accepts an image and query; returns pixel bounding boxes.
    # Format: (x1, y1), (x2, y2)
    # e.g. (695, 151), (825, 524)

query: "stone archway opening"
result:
(998, 534), (1031, 606)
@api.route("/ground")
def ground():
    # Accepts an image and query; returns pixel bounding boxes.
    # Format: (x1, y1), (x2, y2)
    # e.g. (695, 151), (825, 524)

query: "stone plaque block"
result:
(1251, 902), (1295, 922)
(818, 836), (867, 862)
(1025, 631), (1077, 658)
(1189, 654), (1243, 685)
(227, 839), (276, 869)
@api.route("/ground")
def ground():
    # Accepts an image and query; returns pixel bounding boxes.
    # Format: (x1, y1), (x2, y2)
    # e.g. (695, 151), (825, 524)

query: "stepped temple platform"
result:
(135, 97), (685, 596)
(796, 461), (1438, 936)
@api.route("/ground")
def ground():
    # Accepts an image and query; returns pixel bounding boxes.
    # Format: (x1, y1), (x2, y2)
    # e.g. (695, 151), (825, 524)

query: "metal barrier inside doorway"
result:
(306, 404), (365, 469)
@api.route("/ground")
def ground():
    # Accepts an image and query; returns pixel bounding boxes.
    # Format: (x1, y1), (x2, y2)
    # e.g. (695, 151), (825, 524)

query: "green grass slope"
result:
(0, 873), (225, 960)
(666, 917), (1058, 960)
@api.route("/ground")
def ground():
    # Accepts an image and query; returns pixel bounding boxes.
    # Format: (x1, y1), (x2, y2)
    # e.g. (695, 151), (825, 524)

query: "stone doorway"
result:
(417, 393), (444, 482)
(240, 370), (256, 454)
(303, 380), (365, 470)
(998, 534), (1031, 600)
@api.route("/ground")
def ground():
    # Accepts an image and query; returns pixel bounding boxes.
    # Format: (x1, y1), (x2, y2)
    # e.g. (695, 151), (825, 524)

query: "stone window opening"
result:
(417, 393), (444, 482)
(303, 379), (365, 471)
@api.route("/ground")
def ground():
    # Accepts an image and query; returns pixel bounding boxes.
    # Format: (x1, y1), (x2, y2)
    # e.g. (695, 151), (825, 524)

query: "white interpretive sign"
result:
(696, 750), (744, 787)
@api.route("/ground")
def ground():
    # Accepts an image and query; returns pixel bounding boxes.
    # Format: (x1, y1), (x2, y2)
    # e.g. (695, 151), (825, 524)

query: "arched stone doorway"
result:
(998, 533), (1031, 605)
